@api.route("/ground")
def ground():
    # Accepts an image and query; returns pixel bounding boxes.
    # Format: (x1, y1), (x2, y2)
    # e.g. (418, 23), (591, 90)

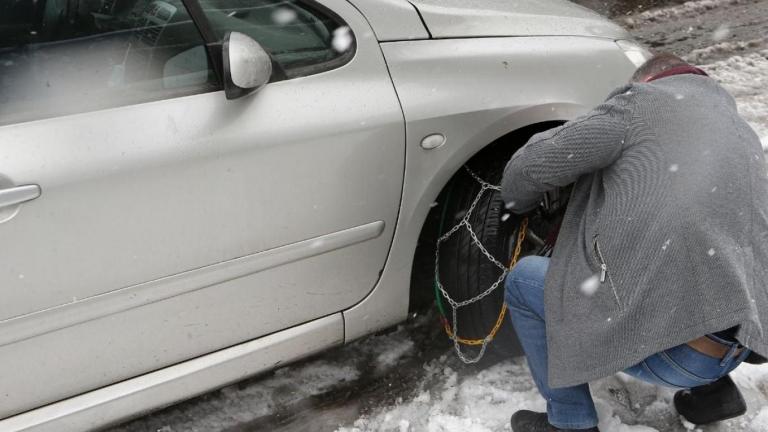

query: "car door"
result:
(0, 0), (404, 418)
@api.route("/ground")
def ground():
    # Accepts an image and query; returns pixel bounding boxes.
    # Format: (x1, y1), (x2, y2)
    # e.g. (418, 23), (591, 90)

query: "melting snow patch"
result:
(685, 38), (767, 64)
(337, 359), (544, 432)
(680, 418), (697, 430)
(376, 339), (415, 372)
(749, 406), (768, 431)
(620, 0), (741, 27)
(699, 49), (768, 147)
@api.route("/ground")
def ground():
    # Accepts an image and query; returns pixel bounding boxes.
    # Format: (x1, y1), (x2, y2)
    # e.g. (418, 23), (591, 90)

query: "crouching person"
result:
(500, 53), (768, 432)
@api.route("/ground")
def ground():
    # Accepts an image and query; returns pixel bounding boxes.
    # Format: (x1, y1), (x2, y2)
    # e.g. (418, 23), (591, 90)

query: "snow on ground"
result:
(108, 317), (425, 432)
(697, 49), (768, 149)
(111, 357), (361, 432)
(685, 39), (768, 65)
(620, 0), (742, 25)
(618, 0), (768, 64)
(335, 350), (768, 432)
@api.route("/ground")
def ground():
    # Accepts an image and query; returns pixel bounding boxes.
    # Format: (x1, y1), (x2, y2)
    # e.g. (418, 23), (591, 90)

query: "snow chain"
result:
(435, 166), (528, 364)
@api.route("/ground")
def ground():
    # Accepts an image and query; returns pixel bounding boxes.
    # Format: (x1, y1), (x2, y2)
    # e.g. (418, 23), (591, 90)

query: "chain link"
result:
(435, 166), (527, 363)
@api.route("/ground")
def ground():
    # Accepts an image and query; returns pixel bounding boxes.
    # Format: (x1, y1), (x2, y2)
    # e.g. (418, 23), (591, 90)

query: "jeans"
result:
(504, 255), (750, 430)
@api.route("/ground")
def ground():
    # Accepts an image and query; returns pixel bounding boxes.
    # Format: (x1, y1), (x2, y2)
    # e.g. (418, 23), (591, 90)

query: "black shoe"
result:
(745, 351), (768, 364)
(673, 375), (747, 425)
(510, 410), (600, 432)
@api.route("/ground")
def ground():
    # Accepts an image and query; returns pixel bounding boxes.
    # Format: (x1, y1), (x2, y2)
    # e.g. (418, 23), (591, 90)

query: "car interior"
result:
(0, 0), (352, 125)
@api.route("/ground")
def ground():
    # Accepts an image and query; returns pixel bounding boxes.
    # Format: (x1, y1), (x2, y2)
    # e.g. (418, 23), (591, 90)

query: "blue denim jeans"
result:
(504, 255), (750, 430)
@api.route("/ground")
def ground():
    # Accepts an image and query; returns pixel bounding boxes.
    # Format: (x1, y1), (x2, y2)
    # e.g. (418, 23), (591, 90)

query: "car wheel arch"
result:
(408, 120), (566, 313)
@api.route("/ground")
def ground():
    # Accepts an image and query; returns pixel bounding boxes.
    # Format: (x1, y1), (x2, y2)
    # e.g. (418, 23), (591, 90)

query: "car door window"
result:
(199, 0), (355, 79)
(0, 0), (219, 126)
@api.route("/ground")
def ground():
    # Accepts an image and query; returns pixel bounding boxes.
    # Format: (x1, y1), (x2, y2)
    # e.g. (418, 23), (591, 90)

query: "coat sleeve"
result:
(501, 88), (634, 214)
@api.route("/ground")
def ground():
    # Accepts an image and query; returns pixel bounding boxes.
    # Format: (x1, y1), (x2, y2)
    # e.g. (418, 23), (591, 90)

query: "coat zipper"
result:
(593, 236), (623, 312)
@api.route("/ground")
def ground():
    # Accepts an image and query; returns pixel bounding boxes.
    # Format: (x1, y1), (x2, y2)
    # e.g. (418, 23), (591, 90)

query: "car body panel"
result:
(0, 221), (384, 349)
(403, 0), (630, 39)
(0, 0), (404, 419)
(344, 0), (429, 41)
(343, 36), (637, 341)
(0, 314), (343, 432)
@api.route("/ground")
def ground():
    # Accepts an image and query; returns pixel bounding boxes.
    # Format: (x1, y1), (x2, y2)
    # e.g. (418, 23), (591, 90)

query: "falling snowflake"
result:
(501, 213), (510, 222)
(669, 164), (679, 172)
(505, 201), (517, 209)
(271, 7), (297, 24)
(662, 239), (671, 250)
(711, 186), (718, 192)
(567, 153), (574, 159)
(707, 248), (716, 256)
(580, 275), (600, 296)
(674, 94), (684, 100)
(332, 26), (353, 52)
(712, 24), (731, 42)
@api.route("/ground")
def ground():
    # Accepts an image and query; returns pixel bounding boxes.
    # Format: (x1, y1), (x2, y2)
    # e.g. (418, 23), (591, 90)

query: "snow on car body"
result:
(0, 0), (645, 429)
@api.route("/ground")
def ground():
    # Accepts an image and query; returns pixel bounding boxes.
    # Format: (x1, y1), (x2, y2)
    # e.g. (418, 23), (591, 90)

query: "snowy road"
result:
(620, 0), (768, 63)
(108, 1), (768, 431)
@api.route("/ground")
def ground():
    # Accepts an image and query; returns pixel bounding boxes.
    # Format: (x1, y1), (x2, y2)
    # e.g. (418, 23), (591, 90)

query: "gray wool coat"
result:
(501, 73), (768, 389)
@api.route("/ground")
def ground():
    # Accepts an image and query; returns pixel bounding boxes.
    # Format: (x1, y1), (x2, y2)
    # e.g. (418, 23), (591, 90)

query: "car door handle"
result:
(0, 184), (41, 209)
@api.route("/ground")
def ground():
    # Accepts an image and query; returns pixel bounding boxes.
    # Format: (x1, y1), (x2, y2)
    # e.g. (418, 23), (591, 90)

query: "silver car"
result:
(0, 0), (648, 429)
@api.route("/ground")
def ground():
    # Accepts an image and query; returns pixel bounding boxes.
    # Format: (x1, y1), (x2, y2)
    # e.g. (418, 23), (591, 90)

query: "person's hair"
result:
(630, 52), (690, 82)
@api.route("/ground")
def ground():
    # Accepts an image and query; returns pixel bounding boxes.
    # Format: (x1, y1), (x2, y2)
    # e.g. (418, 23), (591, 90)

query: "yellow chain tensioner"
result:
(441, 217), (528, 346)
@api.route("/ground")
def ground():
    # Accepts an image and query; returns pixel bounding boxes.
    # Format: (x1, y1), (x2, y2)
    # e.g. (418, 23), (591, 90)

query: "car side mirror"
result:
(222, 31), (272, 100)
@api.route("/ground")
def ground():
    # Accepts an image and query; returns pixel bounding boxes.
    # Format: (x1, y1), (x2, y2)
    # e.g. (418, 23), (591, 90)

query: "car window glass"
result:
(200, 0), (355, 79)
(0, 0), (219, 126)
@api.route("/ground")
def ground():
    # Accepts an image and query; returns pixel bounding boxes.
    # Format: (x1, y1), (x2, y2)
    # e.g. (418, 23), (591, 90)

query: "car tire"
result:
(433, 158), (524, 359)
